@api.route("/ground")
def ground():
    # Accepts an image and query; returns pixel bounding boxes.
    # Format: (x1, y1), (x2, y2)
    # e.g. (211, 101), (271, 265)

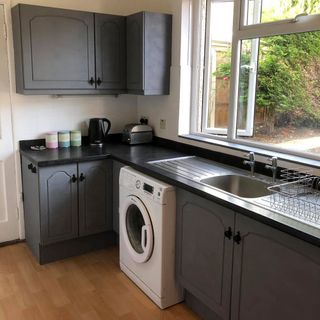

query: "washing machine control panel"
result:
(120, 167), (174, 204)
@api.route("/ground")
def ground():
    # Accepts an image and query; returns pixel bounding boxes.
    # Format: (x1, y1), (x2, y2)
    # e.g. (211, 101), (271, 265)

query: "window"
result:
(191, 0), (320, 159)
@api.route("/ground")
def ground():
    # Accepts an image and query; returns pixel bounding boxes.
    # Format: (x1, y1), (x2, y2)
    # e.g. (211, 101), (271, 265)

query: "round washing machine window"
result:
(122, 196), (154, 263)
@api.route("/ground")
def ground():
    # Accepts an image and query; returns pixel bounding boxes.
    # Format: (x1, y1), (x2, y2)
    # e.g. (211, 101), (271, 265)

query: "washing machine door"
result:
(121, 195), (154, 263)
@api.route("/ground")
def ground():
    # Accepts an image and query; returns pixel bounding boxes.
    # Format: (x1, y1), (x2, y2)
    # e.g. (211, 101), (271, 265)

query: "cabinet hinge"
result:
(3, 22), (7, 40)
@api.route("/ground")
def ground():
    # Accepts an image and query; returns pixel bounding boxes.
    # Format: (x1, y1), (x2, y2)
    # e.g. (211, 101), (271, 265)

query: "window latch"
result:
(291, 13), (308, 23)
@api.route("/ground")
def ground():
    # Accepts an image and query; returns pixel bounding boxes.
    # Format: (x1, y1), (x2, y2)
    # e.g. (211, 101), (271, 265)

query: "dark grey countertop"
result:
(20, 141), (320, 247)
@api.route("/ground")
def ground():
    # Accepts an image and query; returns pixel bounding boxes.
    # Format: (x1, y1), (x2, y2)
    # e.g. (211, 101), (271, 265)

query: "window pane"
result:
(245, 0), (320, 25)
(203, 1), (234, 134)
(237, 31), (320, 156)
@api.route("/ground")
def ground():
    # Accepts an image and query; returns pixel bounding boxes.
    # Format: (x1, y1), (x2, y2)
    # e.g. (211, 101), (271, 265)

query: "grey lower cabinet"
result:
(21, 156), (113, 263)
(231, 214), (320, 320)
(39, 163), (78, 245)
(126, 12), (172, 95)
(177, 189), (320, 320)
(12, 4), (126, 94)
(78, 161), (112, 236)
(176, 189), (235, 320)
(112, 160), (126, 234)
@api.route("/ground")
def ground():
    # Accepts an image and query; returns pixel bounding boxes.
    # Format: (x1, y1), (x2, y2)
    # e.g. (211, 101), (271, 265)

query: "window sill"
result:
(179, 133), (320, 169)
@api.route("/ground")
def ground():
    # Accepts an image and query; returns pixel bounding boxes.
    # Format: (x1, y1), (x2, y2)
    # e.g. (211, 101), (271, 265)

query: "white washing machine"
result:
(119, 167), (183, 309)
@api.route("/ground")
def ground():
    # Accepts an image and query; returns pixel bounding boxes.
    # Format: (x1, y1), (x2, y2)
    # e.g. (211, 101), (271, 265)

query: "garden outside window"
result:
(193, 0), (320, 158)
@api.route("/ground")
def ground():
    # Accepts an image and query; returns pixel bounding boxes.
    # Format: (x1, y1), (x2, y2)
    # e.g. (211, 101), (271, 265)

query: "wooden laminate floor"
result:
(0, 243), (199, 320)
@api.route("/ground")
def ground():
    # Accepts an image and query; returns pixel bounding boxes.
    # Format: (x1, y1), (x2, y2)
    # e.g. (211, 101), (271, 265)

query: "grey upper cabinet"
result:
(12, 5), (172, 95)
(126, 12), (172, 95)
(12, 5), (95, 93)
(12, 4), (126, 94)
(176, 189), (234, 320)
(95, 14), (126, 91)
(231, 214), (320, 320)
(78, 160), (112, 236)
(39, 164), (78, 245)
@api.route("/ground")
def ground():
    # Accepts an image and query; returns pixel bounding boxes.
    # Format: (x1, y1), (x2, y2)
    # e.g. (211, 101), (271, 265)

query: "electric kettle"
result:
(88, 118), (111, 146)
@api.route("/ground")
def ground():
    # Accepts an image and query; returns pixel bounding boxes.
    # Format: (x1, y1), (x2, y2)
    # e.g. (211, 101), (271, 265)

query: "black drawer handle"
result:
(27, 163), (33, 170)
(224, 227), (233, 240)
(79, 173), (85, 182)
(31, 166), (37, 173)
(89, 77), (95, 85)
(233, 232), (241, 244)
(71, 174), (77, 183)
(96, 77), (102, 86)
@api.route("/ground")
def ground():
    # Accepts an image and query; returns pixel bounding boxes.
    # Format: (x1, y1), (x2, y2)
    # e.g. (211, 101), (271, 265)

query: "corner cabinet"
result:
(126, 12), (172, 95)
(177, 189), (320, 320)
(21, 156), (113, 264)
(12, 4), (126, 94)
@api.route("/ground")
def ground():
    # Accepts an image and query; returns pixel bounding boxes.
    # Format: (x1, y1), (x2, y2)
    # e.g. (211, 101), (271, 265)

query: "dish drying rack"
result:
(268, 168), (320, 226)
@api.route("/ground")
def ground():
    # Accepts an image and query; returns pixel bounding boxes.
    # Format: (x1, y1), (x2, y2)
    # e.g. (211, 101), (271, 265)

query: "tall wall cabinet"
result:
(12, 4), (172, 95)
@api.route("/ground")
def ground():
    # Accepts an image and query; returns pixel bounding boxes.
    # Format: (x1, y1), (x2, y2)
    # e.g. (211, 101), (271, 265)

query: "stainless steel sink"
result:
(200, 175), (271, 198)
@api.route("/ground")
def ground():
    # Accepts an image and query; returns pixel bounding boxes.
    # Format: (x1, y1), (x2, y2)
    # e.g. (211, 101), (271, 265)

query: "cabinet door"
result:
(126, 12), (144, 91)
(14, 5), (95, 90)
(144, 12), (172, 95)
(176, 189), (234, 320)
(95, 14), (126, 90)
(126, 12), (172, 95)
(39, 164), (78, 245)
(78, 160), (112, 236)
(231, 214), (320, 320)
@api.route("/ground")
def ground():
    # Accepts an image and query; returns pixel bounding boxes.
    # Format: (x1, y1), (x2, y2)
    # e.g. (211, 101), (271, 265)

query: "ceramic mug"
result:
(45, 131), (58, 149)
(70, 130), (81, 147)
(58, 131), (70, 148)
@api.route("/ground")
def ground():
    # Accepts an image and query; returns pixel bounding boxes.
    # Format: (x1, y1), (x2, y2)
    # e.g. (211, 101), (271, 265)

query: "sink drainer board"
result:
(268, 168), (320, 227)
(148, 156), (226, 180)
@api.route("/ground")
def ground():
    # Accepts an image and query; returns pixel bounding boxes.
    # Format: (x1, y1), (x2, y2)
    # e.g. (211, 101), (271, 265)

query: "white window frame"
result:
(190, 0), (320, 158)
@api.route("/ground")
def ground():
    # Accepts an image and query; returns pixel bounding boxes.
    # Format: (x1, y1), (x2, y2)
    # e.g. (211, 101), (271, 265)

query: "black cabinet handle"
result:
(27, 163), (37, 173)
(233, 232), (241, 244)
(96, 77), (102, 86)
(71, 174), (77, 183)
(79, 173), (85, 182)
(224, 227), (233, 240)
(89, 77), (95, 85)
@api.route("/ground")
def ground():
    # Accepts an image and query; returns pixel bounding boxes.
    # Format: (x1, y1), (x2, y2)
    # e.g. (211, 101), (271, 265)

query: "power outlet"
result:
(160, 119), (166, 130)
